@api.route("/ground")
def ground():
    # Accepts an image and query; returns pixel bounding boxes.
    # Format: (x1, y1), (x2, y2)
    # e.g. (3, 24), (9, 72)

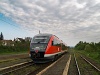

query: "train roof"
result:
(34, 33), (60, 40)
(33, 33), (64, 43)
(34, 33), (53, 37)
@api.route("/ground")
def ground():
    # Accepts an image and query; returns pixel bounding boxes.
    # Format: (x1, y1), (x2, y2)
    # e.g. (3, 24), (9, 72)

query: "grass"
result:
(0, 50), (28, 55)
(74, 50), (100, 64)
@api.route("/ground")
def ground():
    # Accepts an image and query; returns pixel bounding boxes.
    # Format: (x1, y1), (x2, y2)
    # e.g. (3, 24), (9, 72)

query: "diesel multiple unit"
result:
(29, 33), (67, 63)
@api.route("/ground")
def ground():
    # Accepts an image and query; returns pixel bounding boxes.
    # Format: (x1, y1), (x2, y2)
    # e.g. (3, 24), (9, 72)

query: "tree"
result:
(95, 42), (100, 52)
(75, 41), (86, 50)
(0, 32), (4, 40)
(84, 44), (93, 52)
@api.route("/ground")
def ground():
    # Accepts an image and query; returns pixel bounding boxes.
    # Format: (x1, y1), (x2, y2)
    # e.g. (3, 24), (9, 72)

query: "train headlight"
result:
(32, 48), (34, 50)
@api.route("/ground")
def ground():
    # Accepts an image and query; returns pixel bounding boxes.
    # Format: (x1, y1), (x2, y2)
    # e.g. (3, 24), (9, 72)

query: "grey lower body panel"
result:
(30, 56), (54, 63)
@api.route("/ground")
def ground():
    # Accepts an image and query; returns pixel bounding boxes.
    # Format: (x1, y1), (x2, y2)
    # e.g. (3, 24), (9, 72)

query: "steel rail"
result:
(0, 61), (33, 75)
(81, 56), (100, 72)
(74, 54), (81, 75)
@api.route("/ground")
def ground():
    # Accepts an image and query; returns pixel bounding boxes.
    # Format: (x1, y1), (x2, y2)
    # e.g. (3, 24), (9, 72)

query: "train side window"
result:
(53, 39), (57, 46)
(52, 38), (61, 46)
(53, 38), (59, 46)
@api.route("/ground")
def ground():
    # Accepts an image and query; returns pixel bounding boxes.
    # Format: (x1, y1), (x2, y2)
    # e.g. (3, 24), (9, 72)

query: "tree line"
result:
(75, 41), (100, 52)
(0, 32), (30, 54)
(0, 40), (30, 54)
(75, 41), (100, 60)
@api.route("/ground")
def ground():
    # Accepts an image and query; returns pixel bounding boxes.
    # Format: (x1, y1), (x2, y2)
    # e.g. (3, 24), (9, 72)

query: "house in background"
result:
(14, 38), (25, 42)
(14, 37), (32, 42)
(25, 37), (32, 42)
(0, 37), (32, 46)
(0, 40), (14, 46)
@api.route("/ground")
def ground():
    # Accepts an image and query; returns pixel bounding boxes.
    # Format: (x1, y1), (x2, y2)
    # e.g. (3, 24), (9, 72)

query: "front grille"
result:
(31, 52), (45, 58)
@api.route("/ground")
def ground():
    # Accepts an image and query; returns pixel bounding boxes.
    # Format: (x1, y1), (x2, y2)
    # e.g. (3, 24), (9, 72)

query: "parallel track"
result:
(0, 52), (67, 75)
(81, 55), (100, 72)
(74, 53), (100, 75)
(0, 61), (33, 75)
(74, 54), (81, 75)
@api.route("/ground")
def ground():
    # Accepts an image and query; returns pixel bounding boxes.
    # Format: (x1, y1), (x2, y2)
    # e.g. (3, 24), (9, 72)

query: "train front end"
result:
(30, 34), (52, 63)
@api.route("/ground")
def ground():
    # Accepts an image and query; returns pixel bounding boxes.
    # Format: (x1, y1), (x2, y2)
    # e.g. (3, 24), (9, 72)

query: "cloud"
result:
(0, 0), (100, 46)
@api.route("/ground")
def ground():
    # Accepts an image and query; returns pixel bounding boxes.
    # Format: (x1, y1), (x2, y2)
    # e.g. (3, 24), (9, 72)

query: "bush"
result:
(0, 41), (30, 54)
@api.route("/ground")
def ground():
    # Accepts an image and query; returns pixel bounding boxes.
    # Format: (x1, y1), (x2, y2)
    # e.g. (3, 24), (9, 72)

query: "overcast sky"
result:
(0, 0), (100, 46)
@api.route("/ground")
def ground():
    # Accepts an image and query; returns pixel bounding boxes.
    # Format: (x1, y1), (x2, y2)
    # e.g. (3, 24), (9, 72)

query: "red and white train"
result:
(29, 33), (67, 63)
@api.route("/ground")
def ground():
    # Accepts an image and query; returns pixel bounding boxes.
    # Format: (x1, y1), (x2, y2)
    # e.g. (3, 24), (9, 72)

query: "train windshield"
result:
(31, 36), (50, 43)
(30, 43), (47, 50)
(30, 36), (50, 50)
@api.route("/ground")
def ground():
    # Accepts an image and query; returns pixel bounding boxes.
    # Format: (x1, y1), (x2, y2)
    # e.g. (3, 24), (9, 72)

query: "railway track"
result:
(0, 55), (65, 75)
(26, 62), (52, 75)
(33, 52), (70, 75)
(26, 56), (65, 75)
(74, 54), (81, 75)
(74, 53), (100, 75)
(0, 61), (33, 75)
(0, 52), (67, 75)
(81, 55), (100, 72)
(1, 51), (99, 75)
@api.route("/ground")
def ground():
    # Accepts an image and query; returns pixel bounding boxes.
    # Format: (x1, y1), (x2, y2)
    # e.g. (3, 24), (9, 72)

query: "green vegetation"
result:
(0, 32), (30, 54)
(0, 41), (30, 54)
(74, 41), (100, 63)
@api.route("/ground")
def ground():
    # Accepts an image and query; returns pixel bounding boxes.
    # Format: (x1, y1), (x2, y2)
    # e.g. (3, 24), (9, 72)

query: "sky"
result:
(0, 0), (100, 46)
